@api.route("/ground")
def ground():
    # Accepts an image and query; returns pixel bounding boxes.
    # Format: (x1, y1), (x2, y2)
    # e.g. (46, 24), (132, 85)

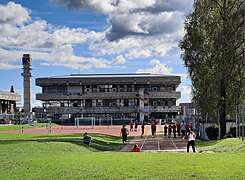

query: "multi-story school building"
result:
(35, 73), (181, 124)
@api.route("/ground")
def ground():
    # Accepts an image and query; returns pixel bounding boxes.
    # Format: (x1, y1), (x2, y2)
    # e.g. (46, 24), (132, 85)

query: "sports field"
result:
(0, 124), (244, 179)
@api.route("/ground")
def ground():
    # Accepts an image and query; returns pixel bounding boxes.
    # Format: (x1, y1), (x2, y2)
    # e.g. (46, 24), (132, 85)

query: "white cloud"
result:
(176, 84), (192, 104)
(0, 62), (21, 70)
(136, 59), (173, 74)
(111, 55), (126, 64)
(0, 1), (194, 72)
(125, 49), (151, 59)
(0, 2), (30, 25)
(52, 0), (193, 14)
(0, 2), (110, 71)
(106, 11), (184, 41)
(52, 0), (156, 13)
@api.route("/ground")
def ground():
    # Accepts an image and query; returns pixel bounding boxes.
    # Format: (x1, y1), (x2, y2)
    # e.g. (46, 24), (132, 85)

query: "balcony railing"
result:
(36, 91), (180, 101)
(147, 92), (181, 99)
(36, 105), (180, 115)
(148, 106), (180, 113)
(42, 106), (140, 114)
(36, 91), (144, 100)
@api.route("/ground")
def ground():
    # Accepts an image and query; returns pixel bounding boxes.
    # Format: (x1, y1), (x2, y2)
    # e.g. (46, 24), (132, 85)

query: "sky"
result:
(0, 0), (194, 107)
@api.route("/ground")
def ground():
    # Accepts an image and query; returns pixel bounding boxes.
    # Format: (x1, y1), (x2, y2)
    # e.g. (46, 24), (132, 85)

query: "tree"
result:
(179, 0), (245, 138)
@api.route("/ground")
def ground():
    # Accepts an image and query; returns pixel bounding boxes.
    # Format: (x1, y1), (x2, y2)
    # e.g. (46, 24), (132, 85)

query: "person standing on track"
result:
(151, 122), (156, 137)
(168, 123), (172, 138)
(141, 123), (145, 138)
(120, 124), (128, 144)
(164, 123), (168, 137)
(129, 120), (134, 132)
(172, 123), (177, 138)
(181, 120), (187, 139)
(134, 120), (138, 132)
(189, 122), (193, 131)
(187, 129), (196, 153)
(176, 121), (181, 136)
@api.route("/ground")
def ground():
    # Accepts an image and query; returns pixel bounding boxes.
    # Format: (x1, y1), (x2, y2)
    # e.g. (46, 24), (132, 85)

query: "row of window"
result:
(43, 99), (175, 108)
(43, 86), (175, 94)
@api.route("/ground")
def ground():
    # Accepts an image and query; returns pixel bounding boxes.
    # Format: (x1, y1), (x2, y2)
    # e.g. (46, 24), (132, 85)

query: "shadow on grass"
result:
(0, 133), (126, 151)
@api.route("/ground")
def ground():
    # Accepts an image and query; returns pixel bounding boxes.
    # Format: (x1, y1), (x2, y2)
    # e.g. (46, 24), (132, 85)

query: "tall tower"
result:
(21, 54), (32, 115)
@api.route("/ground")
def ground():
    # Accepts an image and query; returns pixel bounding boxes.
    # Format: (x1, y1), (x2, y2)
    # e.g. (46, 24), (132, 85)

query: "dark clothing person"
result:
(176, 122), (181, 136)
(168, 125), (172, 138)
(83, 132), (92, 145)
(141, 123), (145, 138)
(134, 121), (138, 132)
(164, 125), (168, 137)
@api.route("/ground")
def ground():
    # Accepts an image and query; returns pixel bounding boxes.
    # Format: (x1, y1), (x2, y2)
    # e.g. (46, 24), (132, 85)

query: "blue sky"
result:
(0, 0), (193, 107)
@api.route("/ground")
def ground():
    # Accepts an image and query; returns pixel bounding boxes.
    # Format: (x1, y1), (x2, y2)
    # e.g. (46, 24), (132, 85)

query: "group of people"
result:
(83, 120), (196, 153)
(122, 120), (196, 153)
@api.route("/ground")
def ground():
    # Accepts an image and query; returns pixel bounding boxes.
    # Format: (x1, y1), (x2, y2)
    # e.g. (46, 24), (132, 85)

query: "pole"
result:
(91, 117), (94, 129)
(48, 120), (51, 133)
(238, 105), (241, 139)
(20, 118), (23, 133)
(77, 118), (79, 129)
(74, 118), (77, 127)
(242, 105), (244, 141)
(236, 105), (238, 138)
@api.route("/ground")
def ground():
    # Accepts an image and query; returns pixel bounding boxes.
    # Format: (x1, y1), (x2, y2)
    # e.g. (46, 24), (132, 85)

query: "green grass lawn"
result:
(0, 123), (58, 131)
(0, 133), (244, 180)
(196, 138), (245, 152)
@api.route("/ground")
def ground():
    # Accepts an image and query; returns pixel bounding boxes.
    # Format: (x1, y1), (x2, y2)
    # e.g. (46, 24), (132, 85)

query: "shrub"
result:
(224, 134), (233, 138)
(229, 127), (236, 137)
(229, 125), (245, 138)
(206, 124), (219, 140)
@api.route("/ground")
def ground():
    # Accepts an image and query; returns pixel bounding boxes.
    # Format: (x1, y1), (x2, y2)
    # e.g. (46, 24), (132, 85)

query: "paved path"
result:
(121, 125), (187, 152)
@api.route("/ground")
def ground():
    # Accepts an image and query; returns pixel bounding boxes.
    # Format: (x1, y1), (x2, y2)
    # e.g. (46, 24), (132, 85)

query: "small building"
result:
(0, 90), (21, 124)
(35, 73), (181, 124)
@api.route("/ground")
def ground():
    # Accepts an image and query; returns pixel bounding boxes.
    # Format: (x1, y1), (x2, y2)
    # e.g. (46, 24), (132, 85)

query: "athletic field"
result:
(0, 124), (244, 179)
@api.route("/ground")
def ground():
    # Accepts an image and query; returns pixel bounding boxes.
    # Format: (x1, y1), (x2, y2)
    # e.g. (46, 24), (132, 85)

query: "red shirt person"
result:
(189, 122), (193, 131)
(151, 123), (157, 137)
(120, 124), (128, 144)
(132, 144), (141, 152)
(129, 120), (134, 132)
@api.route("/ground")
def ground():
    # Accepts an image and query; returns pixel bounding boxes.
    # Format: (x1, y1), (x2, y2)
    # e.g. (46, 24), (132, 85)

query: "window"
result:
(152, 87), (157, 92)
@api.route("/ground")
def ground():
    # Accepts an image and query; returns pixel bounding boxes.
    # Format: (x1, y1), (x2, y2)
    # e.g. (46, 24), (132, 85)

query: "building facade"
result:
(35, 73), (181, 124)
(0, 90), (21, 124)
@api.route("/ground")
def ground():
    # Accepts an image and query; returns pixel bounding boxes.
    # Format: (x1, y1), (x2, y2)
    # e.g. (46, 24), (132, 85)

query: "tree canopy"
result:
(179, 0), (245, 138)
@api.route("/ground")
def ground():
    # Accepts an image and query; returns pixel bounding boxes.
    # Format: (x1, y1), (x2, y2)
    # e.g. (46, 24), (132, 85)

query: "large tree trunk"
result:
(219, 80), (226, 139)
